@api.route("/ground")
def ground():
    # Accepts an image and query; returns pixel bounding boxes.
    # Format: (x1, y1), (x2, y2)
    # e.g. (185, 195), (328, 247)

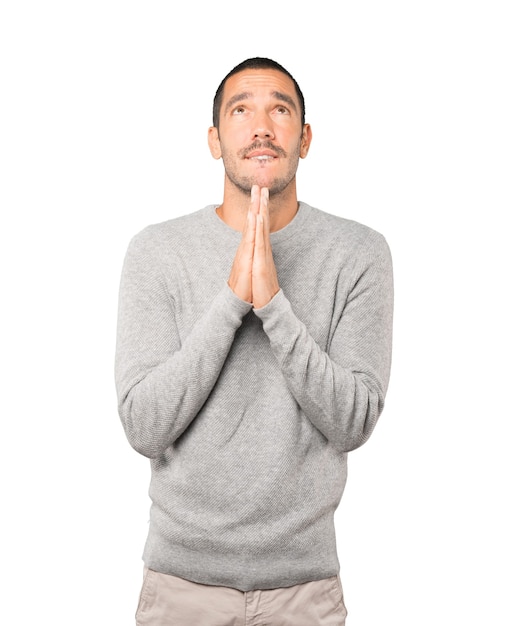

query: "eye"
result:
(275, 105), (290, 114)
(232, 105), (246, 115)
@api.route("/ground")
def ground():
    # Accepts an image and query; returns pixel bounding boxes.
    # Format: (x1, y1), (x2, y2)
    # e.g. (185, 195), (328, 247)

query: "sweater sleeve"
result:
(253, 232), (393, 453)
(114, 229), (252, 458)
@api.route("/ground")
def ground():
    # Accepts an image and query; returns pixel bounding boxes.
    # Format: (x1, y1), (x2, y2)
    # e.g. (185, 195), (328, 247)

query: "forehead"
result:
(221, 69), (299, 109)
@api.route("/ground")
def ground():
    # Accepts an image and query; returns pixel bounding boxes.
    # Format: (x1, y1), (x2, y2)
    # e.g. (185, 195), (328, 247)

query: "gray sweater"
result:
(115, 202), (393, 591)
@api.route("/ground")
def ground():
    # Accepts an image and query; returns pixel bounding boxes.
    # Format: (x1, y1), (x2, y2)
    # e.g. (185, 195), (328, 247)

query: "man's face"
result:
(208, 69), (311, 196)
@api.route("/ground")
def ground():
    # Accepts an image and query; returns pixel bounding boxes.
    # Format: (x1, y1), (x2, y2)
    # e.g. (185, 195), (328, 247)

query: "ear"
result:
(300, 124), (312, 158)
(208, 126), (222, 160)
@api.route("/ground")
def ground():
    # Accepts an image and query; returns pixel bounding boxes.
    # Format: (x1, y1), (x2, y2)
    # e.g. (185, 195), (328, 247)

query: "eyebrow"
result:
(223, 91), (298, 115)
(272, 91), (298, 113)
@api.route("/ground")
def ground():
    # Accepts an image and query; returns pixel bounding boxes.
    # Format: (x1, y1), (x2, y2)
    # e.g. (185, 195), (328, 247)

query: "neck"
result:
(216, 176), (299, 233)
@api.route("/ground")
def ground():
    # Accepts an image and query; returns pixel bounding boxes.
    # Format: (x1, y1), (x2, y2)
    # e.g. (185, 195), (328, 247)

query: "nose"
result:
(252, 112), (275, 140)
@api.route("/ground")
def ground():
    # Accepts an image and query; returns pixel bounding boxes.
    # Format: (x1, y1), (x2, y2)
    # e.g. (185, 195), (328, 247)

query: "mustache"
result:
(238, 141), (287, 159)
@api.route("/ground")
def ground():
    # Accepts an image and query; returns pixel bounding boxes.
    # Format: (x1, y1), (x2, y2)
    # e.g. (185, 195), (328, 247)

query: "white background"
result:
(1, 1), (509, 624)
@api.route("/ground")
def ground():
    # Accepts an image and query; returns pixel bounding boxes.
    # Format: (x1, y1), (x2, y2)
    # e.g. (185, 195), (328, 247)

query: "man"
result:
(115, 57), (393, 625)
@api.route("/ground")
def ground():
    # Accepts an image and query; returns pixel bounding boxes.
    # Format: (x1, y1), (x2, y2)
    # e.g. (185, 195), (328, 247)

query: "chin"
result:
(254, 177), (276, 190)
(227, 170), (292, 196)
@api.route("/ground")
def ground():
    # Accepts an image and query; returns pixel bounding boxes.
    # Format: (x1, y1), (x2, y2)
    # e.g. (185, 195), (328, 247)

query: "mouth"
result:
(240, 142), (286, 162)
(248, 156), (277, 163)
(245, 151), (278, 161)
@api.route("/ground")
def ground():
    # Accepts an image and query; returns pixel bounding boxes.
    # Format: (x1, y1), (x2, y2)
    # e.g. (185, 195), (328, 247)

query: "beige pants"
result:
(136, 568), (347, 626)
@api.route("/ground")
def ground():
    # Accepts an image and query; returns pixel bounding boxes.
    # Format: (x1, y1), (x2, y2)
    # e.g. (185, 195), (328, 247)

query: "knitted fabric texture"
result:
(115, 202), (393, 591)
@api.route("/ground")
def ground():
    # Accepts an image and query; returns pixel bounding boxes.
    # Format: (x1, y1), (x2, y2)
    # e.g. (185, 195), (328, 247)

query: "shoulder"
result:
(300, 203), (391, 259)
(125, 206), (213, 258)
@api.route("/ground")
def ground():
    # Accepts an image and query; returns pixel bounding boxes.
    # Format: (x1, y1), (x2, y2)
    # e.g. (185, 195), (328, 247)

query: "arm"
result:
(114, 228), (251, 458)
(254, 231), (394, 453)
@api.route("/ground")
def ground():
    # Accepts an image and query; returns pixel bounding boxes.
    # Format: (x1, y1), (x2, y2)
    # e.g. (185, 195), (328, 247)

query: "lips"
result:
(240, 142), (287, 160)
(245, 150), (278, 161)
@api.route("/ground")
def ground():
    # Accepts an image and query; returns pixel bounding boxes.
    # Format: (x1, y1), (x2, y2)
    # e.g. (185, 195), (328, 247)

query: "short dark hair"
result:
(212, 57), (306, 129)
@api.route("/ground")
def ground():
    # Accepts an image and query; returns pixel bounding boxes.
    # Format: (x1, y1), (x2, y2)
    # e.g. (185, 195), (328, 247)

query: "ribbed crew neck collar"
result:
(205, 202), (312, 245)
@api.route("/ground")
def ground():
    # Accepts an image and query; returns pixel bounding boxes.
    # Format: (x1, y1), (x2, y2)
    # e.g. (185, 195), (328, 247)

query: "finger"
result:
(240, 195), (256, 242)
(259, 187), (268, 217)
(260, 187), (270, 240)
(245, 209), (256, 251)
(252, 211), (279, 309)
(235, 211), (256, 268)
(255, 212), (263, 244)
(250, 184), (261, 216)
(253, 212), (264, 260)
(229, 210), (255, 303)
(241, 204), (250, 237)
(260, 186), (269, 209)
(235, 218), (255, 279)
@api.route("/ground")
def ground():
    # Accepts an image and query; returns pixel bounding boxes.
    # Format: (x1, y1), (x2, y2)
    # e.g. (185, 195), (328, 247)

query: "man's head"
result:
(208, 58), (312, 198)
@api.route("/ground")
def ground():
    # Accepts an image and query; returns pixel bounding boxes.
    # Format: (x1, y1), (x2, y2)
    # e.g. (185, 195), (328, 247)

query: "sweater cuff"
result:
(252, 289), (292, 330)
(219, 282), (253, 322)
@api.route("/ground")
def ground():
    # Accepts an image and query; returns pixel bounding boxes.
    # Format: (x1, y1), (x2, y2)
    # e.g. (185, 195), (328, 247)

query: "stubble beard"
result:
(222, 140), (301, 197)
(226, 171), (294, 196)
